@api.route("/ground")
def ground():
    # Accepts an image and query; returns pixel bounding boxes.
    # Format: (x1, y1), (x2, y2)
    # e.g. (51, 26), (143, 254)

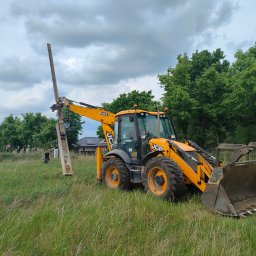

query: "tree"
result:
(224, 44), (256, 143)
(97, 90), (160, 138)
(102, 90), (160, 113)
(21, 113), (50, 150)
(0, 115), (23, 151)
(32, 118), (57, 149)
(160, 54), (194, 138)
(62, 108), (83, 148)
(159, 49), (230, 148)
(0, 113), (58, 152)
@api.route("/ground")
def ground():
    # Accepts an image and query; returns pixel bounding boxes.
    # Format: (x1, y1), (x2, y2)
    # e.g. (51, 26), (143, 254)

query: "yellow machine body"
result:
(55, 97), (256, 217)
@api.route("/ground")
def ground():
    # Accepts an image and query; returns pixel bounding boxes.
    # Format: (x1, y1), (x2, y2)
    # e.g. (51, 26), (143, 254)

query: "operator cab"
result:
(113, 110), (176, 160)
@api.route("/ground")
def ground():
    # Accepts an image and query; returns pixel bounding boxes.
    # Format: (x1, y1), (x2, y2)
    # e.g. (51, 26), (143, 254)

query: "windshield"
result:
(137, 113), (175, 139)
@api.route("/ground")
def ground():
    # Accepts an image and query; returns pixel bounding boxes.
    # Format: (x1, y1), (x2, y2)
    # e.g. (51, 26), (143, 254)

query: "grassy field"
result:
(0, 154), (256, 256)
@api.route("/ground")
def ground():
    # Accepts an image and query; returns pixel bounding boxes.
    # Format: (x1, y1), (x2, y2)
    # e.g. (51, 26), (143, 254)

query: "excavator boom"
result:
(52, 97), (116, 151)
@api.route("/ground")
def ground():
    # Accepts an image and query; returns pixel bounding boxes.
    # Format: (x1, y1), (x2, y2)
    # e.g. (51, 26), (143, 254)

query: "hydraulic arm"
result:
(54, 97), (116, 151)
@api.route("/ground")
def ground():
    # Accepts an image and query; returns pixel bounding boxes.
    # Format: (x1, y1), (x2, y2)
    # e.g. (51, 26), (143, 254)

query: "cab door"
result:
(118, 114), (139, 159)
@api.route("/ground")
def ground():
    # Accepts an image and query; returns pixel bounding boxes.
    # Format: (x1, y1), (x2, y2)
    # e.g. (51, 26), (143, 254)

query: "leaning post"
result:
(47, 43), (73, 176)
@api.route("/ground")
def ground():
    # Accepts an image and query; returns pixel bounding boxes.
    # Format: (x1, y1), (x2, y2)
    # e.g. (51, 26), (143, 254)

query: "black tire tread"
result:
(102, 158), (132, 190)
(143, 156), (185, 201)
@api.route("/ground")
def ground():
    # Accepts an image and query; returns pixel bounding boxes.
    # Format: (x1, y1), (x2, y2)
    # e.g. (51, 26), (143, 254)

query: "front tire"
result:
(102, 158), (132, 190)
(143, 156), (185, 201)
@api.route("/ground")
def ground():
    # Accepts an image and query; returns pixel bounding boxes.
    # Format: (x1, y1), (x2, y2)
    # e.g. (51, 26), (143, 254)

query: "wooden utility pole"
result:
(47, 43), (73, 176)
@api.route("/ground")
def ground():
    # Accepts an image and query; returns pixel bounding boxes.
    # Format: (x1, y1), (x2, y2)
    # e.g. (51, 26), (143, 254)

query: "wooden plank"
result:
(47, 43), (73, 176)
(56, 123), (72, 175)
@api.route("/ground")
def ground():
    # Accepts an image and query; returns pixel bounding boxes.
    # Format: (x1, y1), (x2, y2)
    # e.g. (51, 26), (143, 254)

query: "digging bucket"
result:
(202, 161), (256, 217)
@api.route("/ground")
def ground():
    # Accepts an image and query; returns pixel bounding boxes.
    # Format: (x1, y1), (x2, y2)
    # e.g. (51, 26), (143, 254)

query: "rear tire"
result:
(143, 156), (185, 201)
(102, 158), (132, 190)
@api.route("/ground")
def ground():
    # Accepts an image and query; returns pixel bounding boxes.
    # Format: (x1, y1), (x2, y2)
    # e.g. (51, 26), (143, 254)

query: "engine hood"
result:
(171, 140), (196, 152)
(148, 138), (196, 152)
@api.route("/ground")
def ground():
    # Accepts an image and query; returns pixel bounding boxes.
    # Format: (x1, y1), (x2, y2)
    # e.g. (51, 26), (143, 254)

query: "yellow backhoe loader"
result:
(50, 97), (256, 217)
(47, 43), (256, 217)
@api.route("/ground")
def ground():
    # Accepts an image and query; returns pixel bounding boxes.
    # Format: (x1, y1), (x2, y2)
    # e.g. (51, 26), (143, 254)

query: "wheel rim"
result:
(105, 166), (120, 188)
(148, 167), (167, 195)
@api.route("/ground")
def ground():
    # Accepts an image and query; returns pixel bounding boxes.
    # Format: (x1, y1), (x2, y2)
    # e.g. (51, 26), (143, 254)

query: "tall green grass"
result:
(0, 154), (255, 255)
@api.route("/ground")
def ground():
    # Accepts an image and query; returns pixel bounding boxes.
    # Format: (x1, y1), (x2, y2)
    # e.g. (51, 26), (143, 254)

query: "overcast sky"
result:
(0, 0), (255, 137)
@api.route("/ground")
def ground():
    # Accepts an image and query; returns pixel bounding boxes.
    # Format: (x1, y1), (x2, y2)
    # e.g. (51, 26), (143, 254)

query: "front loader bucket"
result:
(202, 161), (256, 217)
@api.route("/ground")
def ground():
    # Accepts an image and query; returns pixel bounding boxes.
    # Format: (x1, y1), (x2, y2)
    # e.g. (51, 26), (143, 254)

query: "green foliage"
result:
(224, 44), (256, 143)
(0, 109), (83, 151)
(0, 115), (23, 151)
(159, 49), (230, 147)
(160, 45), (256, 147)
(62, 108), (83, 148)
(21, 113), (56, 150)
(96, 126), (104, 139)
(0, 157), (256, 255)
(102, 90), (160, 113)
(0, 113), (57, 151)
(32, 118), (57, 149)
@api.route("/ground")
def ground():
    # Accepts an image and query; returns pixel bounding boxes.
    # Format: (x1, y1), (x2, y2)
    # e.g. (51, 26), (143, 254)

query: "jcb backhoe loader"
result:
(51, 97), (256, 217)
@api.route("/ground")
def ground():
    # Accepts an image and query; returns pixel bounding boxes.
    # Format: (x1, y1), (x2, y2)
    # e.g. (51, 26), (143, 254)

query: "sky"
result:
(0, 0), (255, 137)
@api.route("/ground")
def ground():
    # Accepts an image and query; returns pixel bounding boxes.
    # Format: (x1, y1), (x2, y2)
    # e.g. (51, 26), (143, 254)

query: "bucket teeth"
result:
(238, 206), (256, 217)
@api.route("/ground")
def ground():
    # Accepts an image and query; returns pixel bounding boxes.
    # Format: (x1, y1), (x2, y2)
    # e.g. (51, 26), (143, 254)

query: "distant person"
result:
(43, 151), (50, 163)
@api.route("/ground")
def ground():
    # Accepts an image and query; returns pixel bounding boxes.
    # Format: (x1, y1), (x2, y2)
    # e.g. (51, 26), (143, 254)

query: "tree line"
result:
(0, 44), (255, 151)
(159, 44), (256, 147)
(0, 109), (83, 152)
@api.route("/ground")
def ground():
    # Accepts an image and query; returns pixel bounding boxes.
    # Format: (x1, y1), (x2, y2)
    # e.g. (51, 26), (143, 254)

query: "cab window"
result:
(119, 115), (137, 157)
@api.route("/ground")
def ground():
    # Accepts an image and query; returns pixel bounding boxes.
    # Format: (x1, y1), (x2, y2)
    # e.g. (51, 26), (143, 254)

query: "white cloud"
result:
(0, 81), (54, 121)
(0, 0), (256, 137)
(0, 0), (237, 88)
(63, 74), (161, 106)
(59, 57), (83, 72)
(63, 74), (162, 137)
